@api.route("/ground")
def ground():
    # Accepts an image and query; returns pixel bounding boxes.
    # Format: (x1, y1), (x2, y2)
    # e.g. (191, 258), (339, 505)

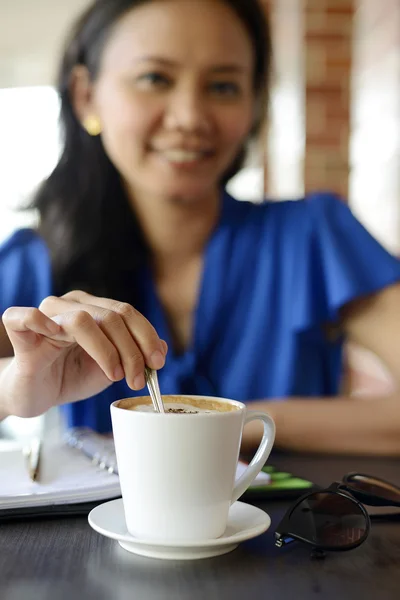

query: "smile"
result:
(153, 148), (214, 164)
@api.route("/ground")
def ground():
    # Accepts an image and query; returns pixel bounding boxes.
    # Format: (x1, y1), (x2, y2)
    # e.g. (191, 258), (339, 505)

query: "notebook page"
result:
(0, 442), (120, 509)
(236, 460), (270, 486)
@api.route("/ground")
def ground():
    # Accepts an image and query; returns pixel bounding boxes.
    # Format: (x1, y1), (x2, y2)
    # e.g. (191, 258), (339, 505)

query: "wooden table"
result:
(1, 453), (399, 600)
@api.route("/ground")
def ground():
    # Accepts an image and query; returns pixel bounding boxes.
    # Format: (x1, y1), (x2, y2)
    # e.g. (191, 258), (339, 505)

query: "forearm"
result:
(243, 395), (400, 456)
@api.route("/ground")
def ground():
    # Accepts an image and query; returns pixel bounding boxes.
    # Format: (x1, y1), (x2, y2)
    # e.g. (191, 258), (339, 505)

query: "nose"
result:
(164, 85), (212, 134)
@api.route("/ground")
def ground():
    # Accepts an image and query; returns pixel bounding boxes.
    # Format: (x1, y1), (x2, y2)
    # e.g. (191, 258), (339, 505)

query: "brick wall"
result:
(260, 0), (353, 201)
(303, 0), (353, 199)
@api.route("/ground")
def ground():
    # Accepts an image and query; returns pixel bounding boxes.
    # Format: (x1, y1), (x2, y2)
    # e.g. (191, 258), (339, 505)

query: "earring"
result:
(83, 115), (102, 136)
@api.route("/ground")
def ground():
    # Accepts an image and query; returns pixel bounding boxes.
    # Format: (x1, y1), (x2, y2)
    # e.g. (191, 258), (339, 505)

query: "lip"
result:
(151, 147), (214, 155)
(150, 147), (215, 168)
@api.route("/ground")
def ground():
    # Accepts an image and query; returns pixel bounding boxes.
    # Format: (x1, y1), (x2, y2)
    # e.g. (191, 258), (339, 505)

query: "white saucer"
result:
(88, 499), (271, 560)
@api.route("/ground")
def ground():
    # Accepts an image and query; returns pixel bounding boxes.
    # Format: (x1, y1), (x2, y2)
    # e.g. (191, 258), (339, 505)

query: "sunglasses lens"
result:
(290, 492), (367, 548)
(344, 474), (400, 503)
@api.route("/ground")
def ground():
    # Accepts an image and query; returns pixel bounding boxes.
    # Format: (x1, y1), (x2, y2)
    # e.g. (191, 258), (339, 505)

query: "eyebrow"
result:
(132, 55), (248, 73)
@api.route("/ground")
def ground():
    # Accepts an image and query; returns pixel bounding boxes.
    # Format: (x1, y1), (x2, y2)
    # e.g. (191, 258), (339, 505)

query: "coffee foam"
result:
(117, 395), (239, 414)
(132, 403), (211, 414)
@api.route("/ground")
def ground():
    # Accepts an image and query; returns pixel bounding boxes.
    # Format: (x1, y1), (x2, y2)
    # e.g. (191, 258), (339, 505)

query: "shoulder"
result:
(0, 229), (53, 310)
(262, 190), (348, 222)
(222, 191), (301, 226)
(244, 190), (363, 239)
(225, 189), (343, 218)
(300, 190), (354, 223)
(0, 228), (49, 260)
(223, 191), (343, 238)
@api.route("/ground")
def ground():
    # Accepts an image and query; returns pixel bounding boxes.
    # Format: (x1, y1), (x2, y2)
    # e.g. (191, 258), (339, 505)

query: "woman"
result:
(1, 0), (400, 455)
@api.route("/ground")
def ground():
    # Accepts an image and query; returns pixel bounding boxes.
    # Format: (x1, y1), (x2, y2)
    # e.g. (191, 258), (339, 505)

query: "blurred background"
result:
(0, 0), (399, 432)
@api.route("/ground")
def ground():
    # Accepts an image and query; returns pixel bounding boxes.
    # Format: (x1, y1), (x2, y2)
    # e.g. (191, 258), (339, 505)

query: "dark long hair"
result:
(32, 0), (272, 301)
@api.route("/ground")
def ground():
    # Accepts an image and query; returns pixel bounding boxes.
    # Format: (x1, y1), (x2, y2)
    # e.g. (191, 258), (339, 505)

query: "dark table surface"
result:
(1, 453), (399, 600)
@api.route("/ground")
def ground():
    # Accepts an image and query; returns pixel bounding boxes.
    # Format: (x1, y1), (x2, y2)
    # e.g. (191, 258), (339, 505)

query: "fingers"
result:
(51, 310), (128, 383)
(39, 292), (167, 389)
(160, 339), (168, 355)
(2, 307), (61, 348)
(3, 306), (131, 385)
(64, 305), (146, 389)
(76, 294), (166, 368)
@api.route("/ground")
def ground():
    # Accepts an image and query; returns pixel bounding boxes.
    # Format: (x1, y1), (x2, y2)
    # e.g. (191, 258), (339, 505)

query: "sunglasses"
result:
(274, 472), (400, 556)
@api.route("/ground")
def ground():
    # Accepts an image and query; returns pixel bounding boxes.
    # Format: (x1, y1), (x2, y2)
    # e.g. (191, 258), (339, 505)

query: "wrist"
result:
(0, 358), (17, 420)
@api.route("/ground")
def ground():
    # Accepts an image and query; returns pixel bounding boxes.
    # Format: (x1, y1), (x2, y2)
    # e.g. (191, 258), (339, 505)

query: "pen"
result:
(24, 438), (42, 482)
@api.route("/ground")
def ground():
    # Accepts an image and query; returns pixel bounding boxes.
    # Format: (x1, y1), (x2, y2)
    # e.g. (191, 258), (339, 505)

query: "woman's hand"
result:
(1, 290), (167, 417)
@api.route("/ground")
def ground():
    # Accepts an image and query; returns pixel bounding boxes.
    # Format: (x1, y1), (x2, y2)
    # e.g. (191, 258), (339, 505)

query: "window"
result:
(0, 86), (60, 243)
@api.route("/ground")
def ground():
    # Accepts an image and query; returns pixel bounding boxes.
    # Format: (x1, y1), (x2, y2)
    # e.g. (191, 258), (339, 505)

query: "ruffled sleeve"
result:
(0, 229), (53, 313)
(291, 192), (400, 331)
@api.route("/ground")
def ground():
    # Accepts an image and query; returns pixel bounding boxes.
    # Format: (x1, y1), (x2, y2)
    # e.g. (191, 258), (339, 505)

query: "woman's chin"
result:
(154, 181), (218, 205)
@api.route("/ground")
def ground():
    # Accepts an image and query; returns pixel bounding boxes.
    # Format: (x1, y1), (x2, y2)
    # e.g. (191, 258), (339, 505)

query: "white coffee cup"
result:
(110, 394), (275, 542)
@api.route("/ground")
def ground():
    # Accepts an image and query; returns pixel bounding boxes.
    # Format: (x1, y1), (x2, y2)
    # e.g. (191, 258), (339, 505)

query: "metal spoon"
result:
(144, 366), (165, 413)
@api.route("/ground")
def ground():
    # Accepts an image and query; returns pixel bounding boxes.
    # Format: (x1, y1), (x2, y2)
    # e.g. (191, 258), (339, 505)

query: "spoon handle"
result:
(144, 367), (165, 413)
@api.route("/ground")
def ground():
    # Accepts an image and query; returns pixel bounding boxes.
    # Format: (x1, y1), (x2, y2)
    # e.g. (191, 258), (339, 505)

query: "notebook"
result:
(0, 439), (121, 511)
(0, 427), (271, 520)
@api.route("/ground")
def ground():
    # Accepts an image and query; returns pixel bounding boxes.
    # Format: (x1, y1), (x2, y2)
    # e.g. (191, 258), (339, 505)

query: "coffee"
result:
(117, 395), (239, 414)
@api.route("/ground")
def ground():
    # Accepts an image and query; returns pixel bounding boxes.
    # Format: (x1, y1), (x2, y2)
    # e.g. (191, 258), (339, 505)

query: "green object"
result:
(270, 472), (292, 481)
(261, 466), (275, 474)
(267, 478), (313, 490)
(246, 464), (315, 499)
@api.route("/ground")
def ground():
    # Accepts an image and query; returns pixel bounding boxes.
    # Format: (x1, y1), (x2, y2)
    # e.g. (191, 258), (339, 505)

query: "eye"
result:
(136, 72), (171, 89)
(209, 81), (241, 97)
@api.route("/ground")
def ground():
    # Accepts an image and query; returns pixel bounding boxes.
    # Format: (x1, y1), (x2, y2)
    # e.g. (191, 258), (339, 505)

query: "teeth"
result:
(161, 150), (204, 162)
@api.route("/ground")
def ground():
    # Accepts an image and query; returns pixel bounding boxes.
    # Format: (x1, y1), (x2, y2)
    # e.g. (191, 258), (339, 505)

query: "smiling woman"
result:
(1, 0), (400, 456)
(0, 0), (272, 425)
(32, 0), (270, 302)
(79, 0), (255, 200)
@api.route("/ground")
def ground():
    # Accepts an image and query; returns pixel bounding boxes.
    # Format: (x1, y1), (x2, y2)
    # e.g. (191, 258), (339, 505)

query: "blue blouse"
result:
(1, 191), (400, 433)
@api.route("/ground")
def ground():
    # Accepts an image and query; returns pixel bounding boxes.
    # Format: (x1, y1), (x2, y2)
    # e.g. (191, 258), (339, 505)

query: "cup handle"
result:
(231, 411), (276, 504)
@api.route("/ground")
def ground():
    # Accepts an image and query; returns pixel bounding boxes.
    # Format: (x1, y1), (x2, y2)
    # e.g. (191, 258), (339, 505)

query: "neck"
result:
(127, 188), (222, 267)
